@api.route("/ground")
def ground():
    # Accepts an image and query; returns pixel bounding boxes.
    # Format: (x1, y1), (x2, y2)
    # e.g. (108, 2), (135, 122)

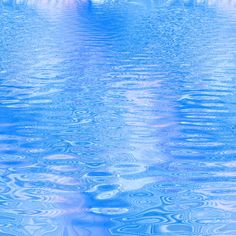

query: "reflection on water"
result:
(1, 0), (236, 235)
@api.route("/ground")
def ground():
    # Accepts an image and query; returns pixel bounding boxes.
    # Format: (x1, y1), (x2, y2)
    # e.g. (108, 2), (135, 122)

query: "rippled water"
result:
(1, 0), (236, 235)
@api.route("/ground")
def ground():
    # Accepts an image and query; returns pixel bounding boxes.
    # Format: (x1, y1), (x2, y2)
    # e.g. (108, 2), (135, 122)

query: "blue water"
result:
(1, 0), (236, 235)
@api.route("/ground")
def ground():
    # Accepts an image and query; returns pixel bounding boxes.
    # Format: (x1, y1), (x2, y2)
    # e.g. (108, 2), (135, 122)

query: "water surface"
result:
(1, 0), (236, 235)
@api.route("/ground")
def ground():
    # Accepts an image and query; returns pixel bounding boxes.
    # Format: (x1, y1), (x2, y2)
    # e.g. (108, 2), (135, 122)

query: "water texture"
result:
(0, 0), (236, 235)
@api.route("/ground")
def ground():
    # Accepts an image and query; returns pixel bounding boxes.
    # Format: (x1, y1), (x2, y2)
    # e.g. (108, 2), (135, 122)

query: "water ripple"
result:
(1, 0), (236, 235)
